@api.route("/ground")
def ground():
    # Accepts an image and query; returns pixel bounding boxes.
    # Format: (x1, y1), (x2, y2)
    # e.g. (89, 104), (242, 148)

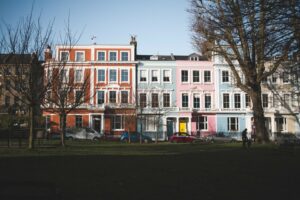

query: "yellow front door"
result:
(179, 121), (187, 133)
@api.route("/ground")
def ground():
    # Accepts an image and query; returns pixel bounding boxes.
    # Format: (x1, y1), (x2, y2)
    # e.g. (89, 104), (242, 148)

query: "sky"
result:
(0, 0), (196, 55)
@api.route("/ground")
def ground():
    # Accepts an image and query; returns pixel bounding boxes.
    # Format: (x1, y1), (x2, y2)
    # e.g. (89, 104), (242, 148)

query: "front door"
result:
(179, 119), (187, 133)
(167, 119), (174, 137)
(92, 116), (102, 133)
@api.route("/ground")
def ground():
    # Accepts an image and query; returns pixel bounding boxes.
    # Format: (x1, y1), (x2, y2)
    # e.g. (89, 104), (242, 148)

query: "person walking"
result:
(242, 128), (248, 148)
(247, 129), (252, 148)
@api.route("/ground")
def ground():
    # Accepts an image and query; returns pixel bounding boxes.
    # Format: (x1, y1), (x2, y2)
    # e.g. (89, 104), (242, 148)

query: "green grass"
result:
(1, 142), (300, 200)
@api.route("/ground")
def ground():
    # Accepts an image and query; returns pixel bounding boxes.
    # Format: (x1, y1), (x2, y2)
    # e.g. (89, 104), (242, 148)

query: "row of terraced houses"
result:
(42, 38), (300, 140)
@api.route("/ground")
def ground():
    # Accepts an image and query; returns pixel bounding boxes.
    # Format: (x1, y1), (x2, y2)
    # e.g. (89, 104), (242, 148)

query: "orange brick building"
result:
(43, 39), (137, 136)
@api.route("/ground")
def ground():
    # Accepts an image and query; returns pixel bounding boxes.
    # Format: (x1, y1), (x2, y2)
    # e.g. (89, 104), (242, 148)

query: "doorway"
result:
(92, 115), (102, 133)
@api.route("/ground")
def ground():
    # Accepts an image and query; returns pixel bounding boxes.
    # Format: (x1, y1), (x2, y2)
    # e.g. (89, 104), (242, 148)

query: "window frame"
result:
(74, 69), (84, 83)
(193, 93), (200, 108)
(227, 117), (239, 131)
(223, 93), (230, 108)
(139, 70), (148, 82)
(140, 93), (147, 108)
(182, 93), (189, 108)
(109, 51), (118, 61)
(121, 69), (129, 82)
(75, 115), (83, 128)
(163, 93), (171, 107)
(75, 51), (85, 62)
(151, 93), (159, 108)
(196, 116), (208, 131)
(120, 51), (129, 61)
(97, 69), (106, 83)
(234, 93), (241, 108)
(151, 69), (159, 83)
(111, 115), (124, 130)
(222, 70), (229, 83)
(204, 70), (211, 83)
(181, 70), (189, 83)
(163, 69), (171, 83)
(109, 69), (118, 83)
(109, 91), (117, 103)
(204, 93), (211, 109)
(192, 70), (200, 83)
(60, 51), (70, 62)
(97, 90), (105, 105)
(97, 51), (106, 61)
(121, 90), (129, 104)
(262, 94), (269, 108)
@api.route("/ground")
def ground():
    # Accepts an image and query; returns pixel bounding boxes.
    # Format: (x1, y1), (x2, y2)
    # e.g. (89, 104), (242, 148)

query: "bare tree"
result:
(0, 5), (54, 149)
(190, 0), (299, 142)
(43, 17), (91, 147)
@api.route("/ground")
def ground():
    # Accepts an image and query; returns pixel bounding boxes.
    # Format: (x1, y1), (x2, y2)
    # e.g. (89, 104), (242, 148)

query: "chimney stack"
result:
(44, 45), (52, 61)
(130, 36), (137, 59)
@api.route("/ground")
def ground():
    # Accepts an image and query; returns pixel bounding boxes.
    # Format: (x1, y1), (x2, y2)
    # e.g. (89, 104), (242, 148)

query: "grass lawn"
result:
(0, 142), (300, 200)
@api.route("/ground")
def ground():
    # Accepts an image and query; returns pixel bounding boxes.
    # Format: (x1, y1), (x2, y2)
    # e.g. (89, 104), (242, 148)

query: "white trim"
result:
(233, 93), (242, 109)
(74, 68), (84, 83)
(96, 50), (106, 61)
(221, 70), (230, 83)
(222, 92), (230, 109)
(60, 50), (70, 62)
(150, 69), (160, 83)
(180, 69), (189, 84)
(75, 51), (85, 62)
(181, 92), (189, 108)
(120, 51), (130, 61)
(139, 69), (148, 83)
(120, 90), (130, 104)
(162, 69), (172, 83)
(96, 90), (106, 105)
(120, 69), (130, 83)
(97, 68), (107, 83)
(108, 51), (118, 61)
(191, 70), (200, 83)
(108, 68), (118, 83)
(163, 92), (171, 108)
(203, 70), (212, 83)
(108, 90), (117, 103)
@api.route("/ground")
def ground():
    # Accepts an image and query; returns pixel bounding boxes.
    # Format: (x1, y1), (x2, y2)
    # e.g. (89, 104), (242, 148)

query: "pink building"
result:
(176, 55), (216, 136)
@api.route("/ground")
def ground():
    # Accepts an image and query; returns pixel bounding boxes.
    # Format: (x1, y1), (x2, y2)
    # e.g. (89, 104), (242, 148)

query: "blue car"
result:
(120, 132), (152, 143)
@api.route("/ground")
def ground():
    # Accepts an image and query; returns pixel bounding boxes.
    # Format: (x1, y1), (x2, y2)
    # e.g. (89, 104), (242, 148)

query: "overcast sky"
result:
(0, 0), (196, 55)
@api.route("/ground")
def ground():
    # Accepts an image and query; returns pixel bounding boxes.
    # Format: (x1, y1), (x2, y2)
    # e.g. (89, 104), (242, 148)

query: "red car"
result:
(169, 132), (197, 143)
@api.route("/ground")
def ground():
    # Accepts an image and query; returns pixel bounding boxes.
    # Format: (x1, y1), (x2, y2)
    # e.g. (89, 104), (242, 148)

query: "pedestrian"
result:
(247, 129), (252, 148)
(242, 128), (248, 148)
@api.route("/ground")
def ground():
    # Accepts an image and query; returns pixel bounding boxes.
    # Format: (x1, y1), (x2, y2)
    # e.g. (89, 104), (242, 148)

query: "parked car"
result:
(120, 132), (153, 143)
(275, 133), (300, 146)
(65, 127), (103, 141)
(205, 133), (235, 143)
(169, 132), (197, 143)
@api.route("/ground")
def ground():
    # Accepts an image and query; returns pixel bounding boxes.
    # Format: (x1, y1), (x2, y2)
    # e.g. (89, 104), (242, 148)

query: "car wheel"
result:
(144, 139), (149, 144)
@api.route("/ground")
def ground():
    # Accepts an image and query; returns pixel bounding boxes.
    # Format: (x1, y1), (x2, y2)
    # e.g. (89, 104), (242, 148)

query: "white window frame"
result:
(262, 94), (269, 108)
(120, 51), (129, 61)
(204, 93), (211, 109)
(204, 70), (211, 83)
(196, 116), (208, 131)
(97, 51), (106, 61)
(111, 115), (124, 130)
(182, 93), (189, 108)
(139, 69), (148, 83)
(145, 116), (157, 131)
(109, 69), (118, 83)
(193, 93), (200, 108)
(75, 51), (85, 62)
(228, 117), (239, 131)
(60, 69), (69, 83)
(97, 90), (105, 105)
(151, 93), (159, 108)
(234, 93), (241, 108)
(223, 93), (230, 108)
(121, 69), (129, 83)
(60, 51), (69, 62)
(97, 68), (106, 83)
(163, 93), (171, 108)
(192, 70), (200, 83)
(75, 115), (83, 128)
(284, 93), (290, 106)
(275, 117), (287, 132)
(181, 70), (189, 83)
(109, 51), (118, 61)
(222, 70), (229, 83)
(109, 90), (117, 103)
(74, 68), (84, 83)
(139, 93), (147, 108)
(151, 69), (160, 83)
(162, 69), (171, 83)
(120, 90), (129, 104)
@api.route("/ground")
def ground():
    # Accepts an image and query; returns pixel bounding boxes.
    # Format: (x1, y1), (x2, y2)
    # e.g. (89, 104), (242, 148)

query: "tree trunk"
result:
(60, 113), (66, 147)
(250, 87), (269, 143)
(28, 107), (34, 149)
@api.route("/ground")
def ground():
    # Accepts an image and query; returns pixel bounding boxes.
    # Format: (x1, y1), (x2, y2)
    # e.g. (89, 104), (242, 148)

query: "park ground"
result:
(0, 142), (300, 200)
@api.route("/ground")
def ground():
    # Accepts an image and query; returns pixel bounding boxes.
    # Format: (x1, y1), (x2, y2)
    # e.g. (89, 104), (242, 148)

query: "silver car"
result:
(65, 127), (103, 141)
